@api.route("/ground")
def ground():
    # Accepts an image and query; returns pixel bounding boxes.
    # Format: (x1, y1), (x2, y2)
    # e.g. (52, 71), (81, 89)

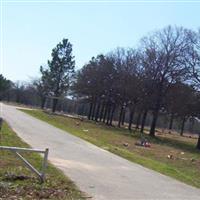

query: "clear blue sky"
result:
(1, 1), (200, 82)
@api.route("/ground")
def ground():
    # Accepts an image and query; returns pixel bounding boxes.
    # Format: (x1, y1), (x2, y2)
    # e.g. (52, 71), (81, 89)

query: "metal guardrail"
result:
(0, 146), (49, 183)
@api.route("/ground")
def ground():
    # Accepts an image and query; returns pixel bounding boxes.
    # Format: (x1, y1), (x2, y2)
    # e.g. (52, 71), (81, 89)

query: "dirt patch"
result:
(0, 181), (73, 200)
(0, 160), (10, 168)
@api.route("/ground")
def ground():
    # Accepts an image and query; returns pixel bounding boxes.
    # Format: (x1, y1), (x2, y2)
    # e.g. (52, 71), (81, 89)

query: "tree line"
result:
(73, 26), (200, 141)
(1, 26), (200, 148)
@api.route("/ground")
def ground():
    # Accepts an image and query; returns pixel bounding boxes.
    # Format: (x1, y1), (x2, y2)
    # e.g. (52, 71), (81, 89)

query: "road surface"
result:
(1, 103), (200, 200)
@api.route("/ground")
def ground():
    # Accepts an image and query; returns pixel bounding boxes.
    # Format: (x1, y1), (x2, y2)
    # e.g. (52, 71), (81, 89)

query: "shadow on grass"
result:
(151, 136), (199, 154)
(84, 119), (199, 154)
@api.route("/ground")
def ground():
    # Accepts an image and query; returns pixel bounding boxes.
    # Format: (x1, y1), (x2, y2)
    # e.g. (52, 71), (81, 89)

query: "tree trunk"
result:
(16, 93), (20, 103)
(149, 109), (159, 137)
(103, 103), (108, 123)
(135, 111), (142, 129)
(99, 102), (105, 122)
(196, 134), (200, 150)
(52, 98), (58, 113)
(6, 93), (10, 102)
(109, 104), (116, 126)
(91, 101), (96, 120)
(122, 107), (126, 125)
(128, 107), (135, 131)
(41, 96), (46, 109)
(190, 118), (195, 134)
(180, 117), (186, 136)
(118, 105), (124, 127)
(169, 113), (174, 130)
(106, 105), (111, 125)
(149, 84), (163, 137)
(88, 102), (93, 120)
(140, 110), (148, 133)
(95, 101), (101, 122)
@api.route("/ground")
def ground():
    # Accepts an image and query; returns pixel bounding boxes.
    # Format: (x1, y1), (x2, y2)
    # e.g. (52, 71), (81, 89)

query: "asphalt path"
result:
(1, 103), (200, 200)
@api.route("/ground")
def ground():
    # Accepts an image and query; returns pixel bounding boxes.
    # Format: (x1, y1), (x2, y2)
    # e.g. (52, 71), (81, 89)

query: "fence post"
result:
(41, 148), (49, 183)
(0, 118), (3, 141)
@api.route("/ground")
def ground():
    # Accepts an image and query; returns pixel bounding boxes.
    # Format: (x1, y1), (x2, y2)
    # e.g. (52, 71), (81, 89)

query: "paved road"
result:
(1, 103), (200, 200)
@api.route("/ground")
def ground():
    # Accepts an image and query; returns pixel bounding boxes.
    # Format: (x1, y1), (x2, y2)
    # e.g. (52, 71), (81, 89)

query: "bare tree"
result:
(141, 26), (192, 136)
(34, 66), (51, 109)
(186, 29), (200, 148)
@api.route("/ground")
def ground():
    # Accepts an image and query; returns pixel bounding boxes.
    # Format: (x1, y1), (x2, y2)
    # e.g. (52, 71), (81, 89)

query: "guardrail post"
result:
(0, 118), (3, 141)
(41, 148), (49, 183)
(0, 146), (49, 183)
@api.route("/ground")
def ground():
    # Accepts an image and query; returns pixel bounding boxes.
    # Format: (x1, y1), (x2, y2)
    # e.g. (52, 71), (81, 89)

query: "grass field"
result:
(0, 121), (85, 200)
(21, 109), (200, 189)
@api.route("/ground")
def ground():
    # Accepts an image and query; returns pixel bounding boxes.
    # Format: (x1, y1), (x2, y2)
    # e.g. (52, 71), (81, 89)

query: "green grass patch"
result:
(21, 109), (200, 188)
(0, 121), (85, 200)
